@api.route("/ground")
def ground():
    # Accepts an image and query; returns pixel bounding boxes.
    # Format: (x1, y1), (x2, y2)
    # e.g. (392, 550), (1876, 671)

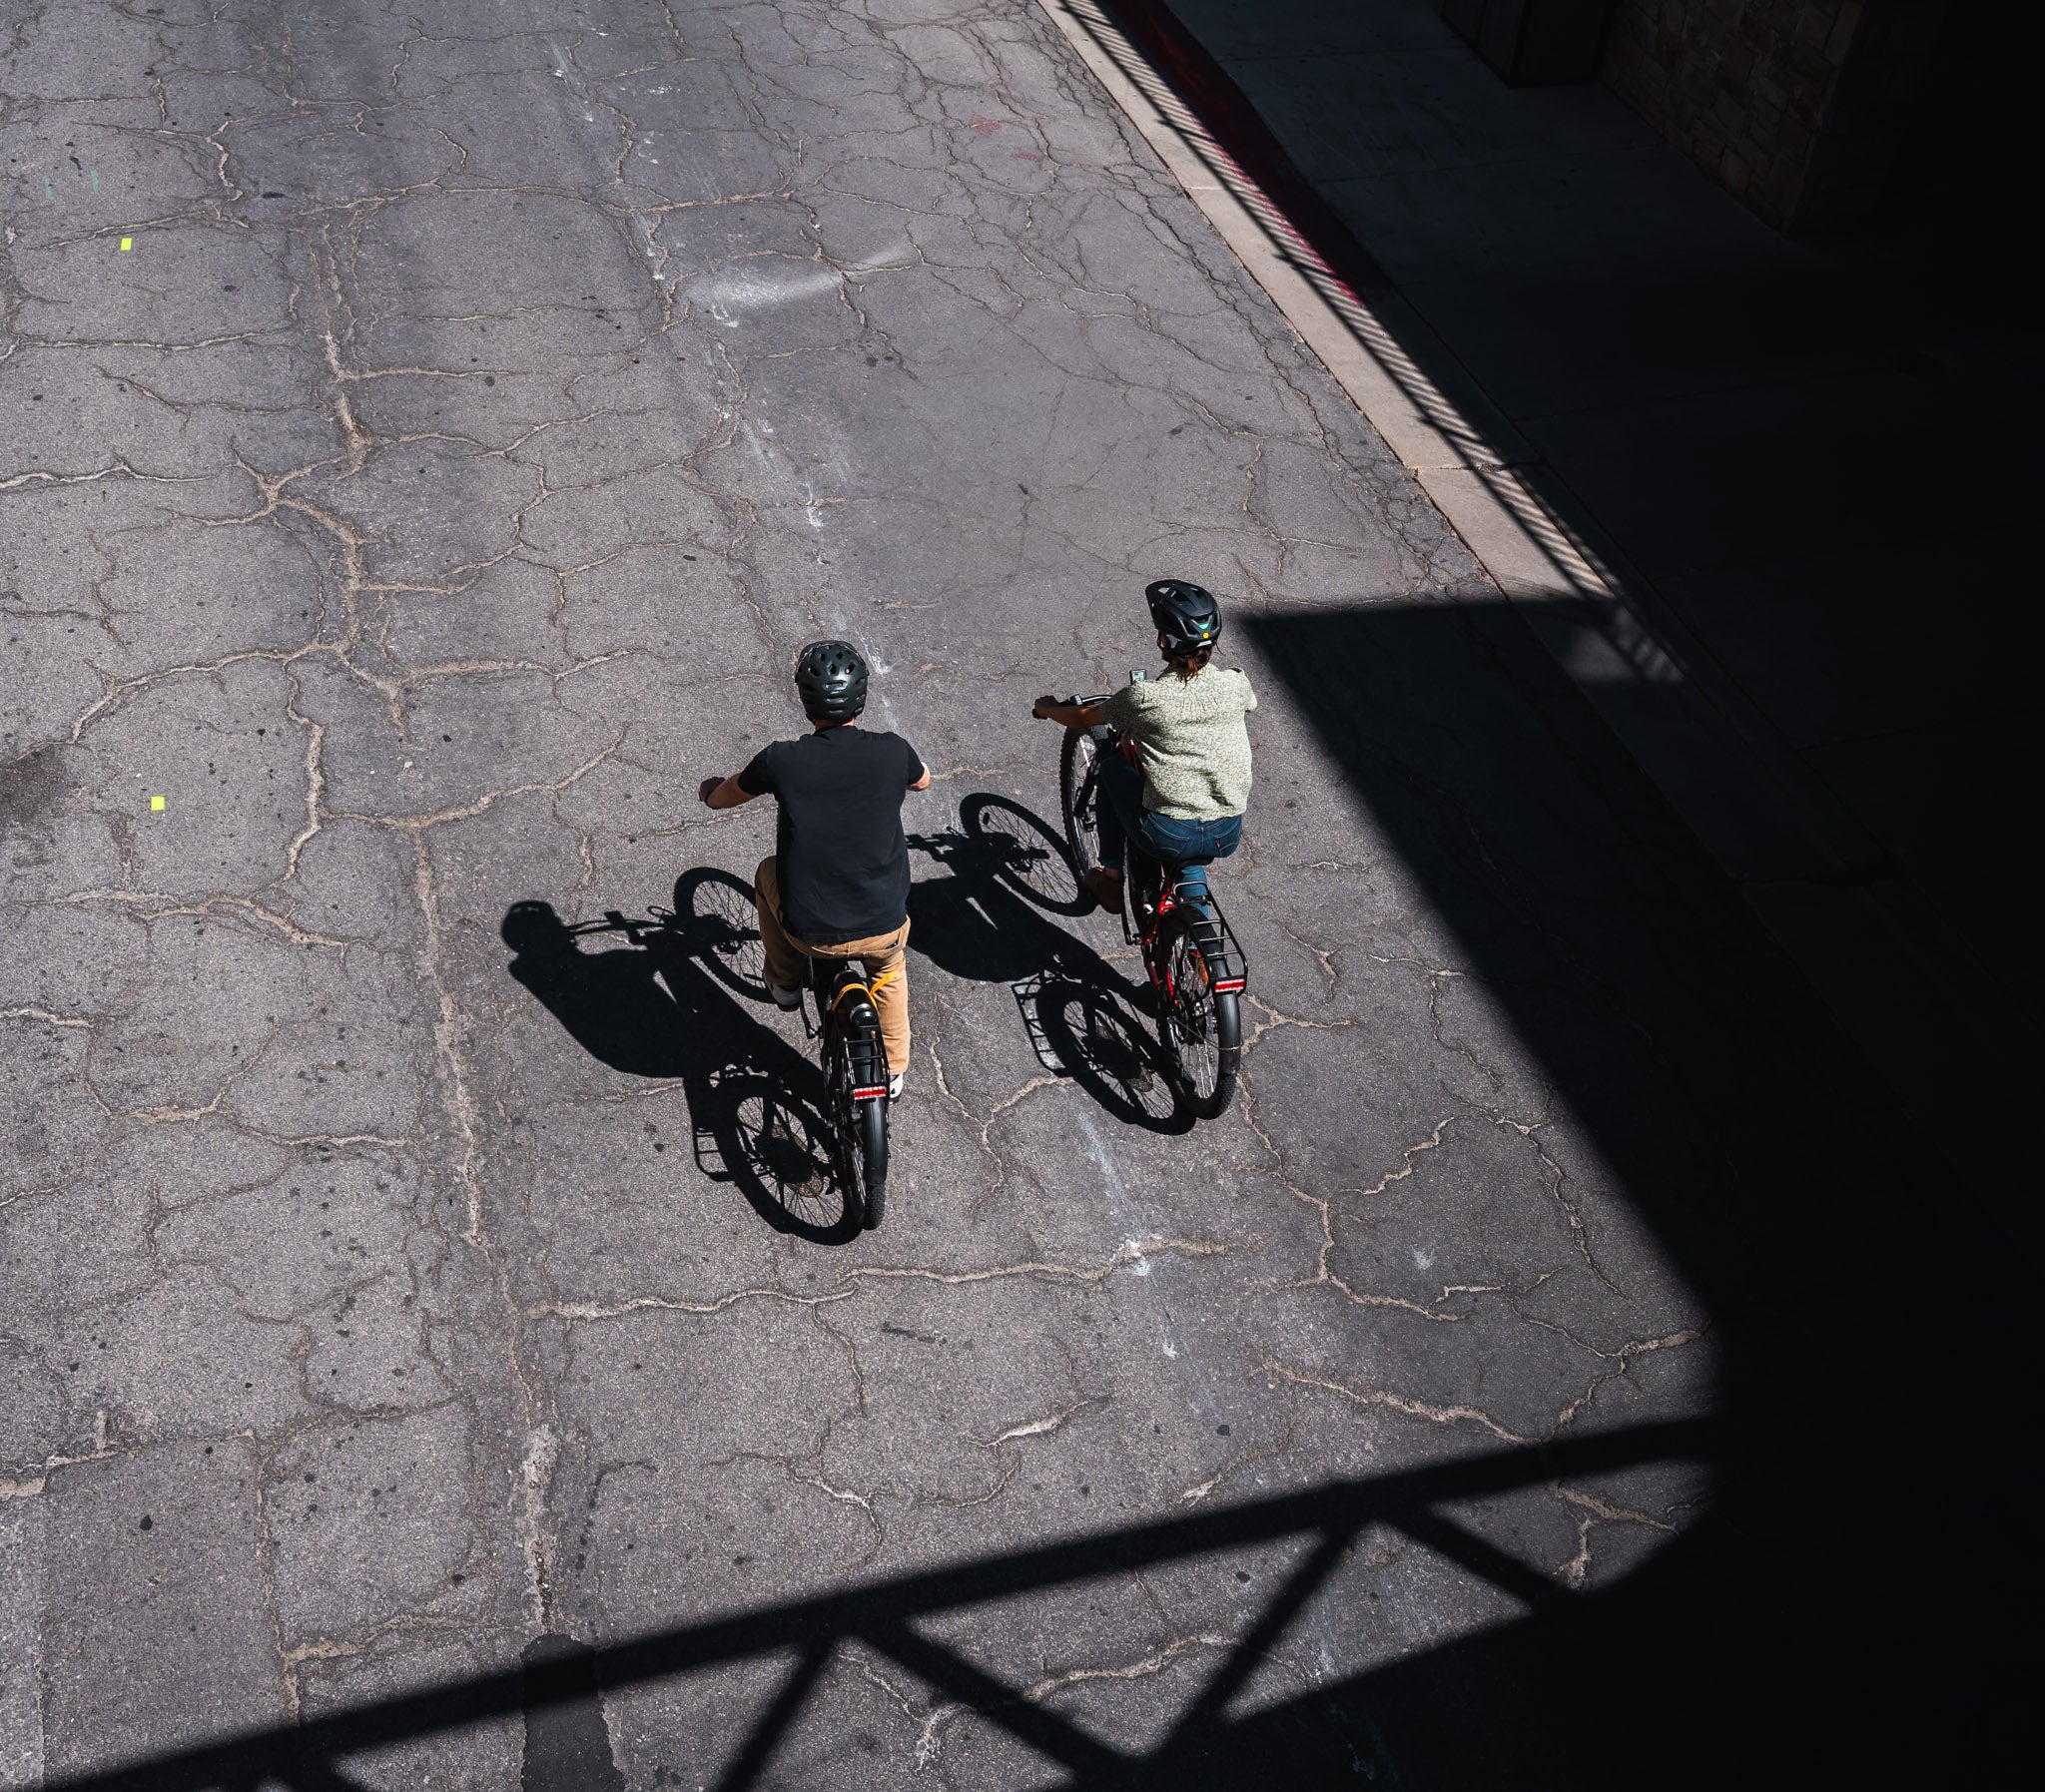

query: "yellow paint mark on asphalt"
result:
(150, 795), (165, 812)
(119, 237), (132, 251)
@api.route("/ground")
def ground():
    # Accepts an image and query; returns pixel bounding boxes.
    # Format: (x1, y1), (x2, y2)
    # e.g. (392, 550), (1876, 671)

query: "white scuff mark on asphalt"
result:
(682, 241), (915, 323)
(1073, 1106), (1132, 1211)
(1071, 1108), (1221, 1425)
(518, 1425), (560, 1628)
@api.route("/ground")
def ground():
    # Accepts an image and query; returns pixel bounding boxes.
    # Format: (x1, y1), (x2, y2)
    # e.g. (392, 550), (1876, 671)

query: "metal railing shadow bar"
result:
(707, 1641), (835, 1792)
(44, 1418), (1712, 1792)
(863, 1616), (1129, 1775)
(1167, 1524), (1358, 1749)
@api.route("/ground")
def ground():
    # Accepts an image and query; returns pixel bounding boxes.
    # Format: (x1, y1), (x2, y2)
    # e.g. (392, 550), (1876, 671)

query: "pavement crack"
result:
(1261, 1357), (1533, 1445)
(849, 1235), (1235, 1291)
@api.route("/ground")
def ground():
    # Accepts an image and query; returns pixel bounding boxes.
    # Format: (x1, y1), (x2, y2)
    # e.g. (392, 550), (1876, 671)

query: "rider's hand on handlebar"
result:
(1032, 695), (1060, 721)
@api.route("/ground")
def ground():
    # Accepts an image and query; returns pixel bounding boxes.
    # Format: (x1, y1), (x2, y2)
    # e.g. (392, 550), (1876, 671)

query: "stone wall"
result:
(1601, 0), (1949, 232)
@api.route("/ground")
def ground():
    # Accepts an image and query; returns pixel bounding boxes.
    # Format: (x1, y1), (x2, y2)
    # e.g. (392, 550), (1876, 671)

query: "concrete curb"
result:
(1032, 0), (2028, 1247)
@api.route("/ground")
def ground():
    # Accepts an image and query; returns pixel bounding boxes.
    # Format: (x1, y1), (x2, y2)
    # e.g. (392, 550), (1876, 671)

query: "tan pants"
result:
(754, 857), (912, 1077)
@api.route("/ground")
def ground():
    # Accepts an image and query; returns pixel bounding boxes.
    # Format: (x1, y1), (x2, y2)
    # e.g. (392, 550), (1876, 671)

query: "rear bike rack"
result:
(1133, 875), (1249, 996)
(1179, 887), (1248, 993)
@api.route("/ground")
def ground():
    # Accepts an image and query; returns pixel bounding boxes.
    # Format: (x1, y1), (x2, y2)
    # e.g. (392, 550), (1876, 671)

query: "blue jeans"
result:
(1093, 754), (1241, 897)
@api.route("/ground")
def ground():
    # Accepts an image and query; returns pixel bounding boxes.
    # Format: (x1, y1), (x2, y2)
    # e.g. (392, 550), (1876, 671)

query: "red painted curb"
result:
(1097, 0), (1400, 304)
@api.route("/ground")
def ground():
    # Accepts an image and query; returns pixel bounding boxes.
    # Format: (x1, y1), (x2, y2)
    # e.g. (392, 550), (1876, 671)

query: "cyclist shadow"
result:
(909, 795), (1195, 1136)
(500, 873), (863, 1245)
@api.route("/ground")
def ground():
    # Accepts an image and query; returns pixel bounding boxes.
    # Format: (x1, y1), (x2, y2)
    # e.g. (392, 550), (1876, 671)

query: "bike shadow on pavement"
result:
(909, 795), (1196, 1136)
(500, 876), (862, 1245)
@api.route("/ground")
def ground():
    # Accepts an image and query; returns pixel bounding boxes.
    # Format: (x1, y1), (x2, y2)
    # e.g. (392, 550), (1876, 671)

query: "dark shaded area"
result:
(39, 1419), (1712, 1792)
(1099, 0), (1398, 301)
(501, 877), (859, 1244)
(909, 796), (1193, 1132)
(1120, 0), (2043, 1075)
(1881, 2), (2034, 324)
(1241, 598), (2031, 1784)
(1442, 0), (1615, 85)
(520, 1634), (625, 1792)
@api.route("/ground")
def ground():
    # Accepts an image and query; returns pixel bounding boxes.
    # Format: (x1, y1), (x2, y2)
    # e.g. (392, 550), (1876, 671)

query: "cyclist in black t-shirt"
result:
(699, 641), (929, 1097)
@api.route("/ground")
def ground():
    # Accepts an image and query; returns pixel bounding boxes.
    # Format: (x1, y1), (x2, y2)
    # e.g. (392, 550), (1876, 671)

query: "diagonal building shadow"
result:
(1237, 598), (2028, 1782)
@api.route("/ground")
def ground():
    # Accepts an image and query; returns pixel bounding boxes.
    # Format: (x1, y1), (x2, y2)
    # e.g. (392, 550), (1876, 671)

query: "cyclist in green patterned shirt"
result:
(1033, 580), (1255, 913)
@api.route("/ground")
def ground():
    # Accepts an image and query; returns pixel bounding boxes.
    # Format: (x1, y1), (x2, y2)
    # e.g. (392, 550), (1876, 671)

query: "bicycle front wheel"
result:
(1160, 914), (1241, 1120)
(1059, 726), (1105, 880)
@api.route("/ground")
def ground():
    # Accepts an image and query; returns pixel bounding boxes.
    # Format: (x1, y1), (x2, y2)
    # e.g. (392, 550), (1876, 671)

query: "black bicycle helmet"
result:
(1145, 578), (1222, 655)
(794, 639), (869, 722)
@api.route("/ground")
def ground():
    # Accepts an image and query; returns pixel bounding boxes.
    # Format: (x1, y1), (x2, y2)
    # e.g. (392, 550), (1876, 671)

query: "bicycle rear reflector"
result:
(853, 1085), (889, 1101)
(1212, 976), (1245, 993)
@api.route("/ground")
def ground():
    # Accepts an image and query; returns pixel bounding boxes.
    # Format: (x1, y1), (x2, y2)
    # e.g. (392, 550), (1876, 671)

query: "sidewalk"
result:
(1058, 0), (2039, 1238)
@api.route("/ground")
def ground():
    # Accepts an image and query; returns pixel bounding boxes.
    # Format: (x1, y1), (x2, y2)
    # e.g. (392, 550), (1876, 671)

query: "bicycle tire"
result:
(826, 1018), (891, 1228)
(1059, 727), (1105, 881)
(856, 1097), (889, 1229)
(1159, 911), (1241, 1120)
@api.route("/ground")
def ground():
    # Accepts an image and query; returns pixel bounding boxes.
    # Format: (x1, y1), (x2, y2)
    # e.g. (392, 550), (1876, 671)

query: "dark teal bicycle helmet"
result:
(795, 639), (869, 722)
(1145, 579), (1221, 655)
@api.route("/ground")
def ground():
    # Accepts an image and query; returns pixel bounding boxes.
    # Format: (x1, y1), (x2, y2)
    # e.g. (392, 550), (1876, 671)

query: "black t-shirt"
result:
(737, 727), (925, 944)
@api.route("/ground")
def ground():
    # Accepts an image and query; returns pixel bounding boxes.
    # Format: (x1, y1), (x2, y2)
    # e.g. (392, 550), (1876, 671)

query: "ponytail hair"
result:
(1168, 644), (1214, 680)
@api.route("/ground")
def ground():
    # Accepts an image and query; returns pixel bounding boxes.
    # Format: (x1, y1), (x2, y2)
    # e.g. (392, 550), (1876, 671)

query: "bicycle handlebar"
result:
(1034, 693), (1112, 714)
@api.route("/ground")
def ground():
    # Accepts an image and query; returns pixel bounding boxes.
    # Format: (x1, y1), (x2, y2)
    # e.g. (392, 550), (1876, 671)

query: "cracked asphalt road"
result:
(0, 2), (1760, 1785)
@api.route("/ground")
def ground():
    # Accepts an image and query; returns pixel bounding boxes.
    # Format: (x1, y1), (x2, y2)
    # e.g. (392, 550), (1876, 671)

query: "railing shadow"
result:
(910, 795), (1194, 1134)
(41, 1418), (1714, 1792)
(501, 875), (859, 1244)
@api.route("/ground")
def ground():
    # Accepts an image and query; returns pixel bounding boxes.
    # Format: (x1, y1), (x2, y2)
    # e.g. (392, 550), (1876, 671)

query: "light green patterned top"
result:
(1102, 665), (1257, 821)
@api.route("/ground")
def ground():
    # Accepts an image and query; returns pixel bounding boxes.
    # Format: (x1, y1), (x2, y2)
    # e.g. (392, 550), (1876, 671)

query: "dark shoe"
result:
(768, 980), (804, 1011)
(1081, 868), (1124, 911)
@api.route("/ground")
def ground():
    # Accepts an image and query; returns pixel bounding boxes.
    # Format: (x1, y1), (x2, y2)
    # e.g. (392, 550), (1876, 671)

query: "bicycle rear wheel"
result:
(1059, 727), (1106, 880)
(1159, 912), (1240, 1120)
(854, 1097), (888, 1229)
(827, 1025), (890, 1228)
